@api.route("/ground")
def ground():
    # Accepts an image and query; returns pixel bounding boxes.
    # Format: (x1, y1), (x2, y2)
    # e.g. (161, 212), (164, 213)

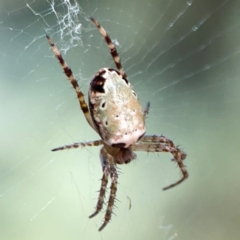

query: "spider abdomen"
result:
(89, 68), (146, 148)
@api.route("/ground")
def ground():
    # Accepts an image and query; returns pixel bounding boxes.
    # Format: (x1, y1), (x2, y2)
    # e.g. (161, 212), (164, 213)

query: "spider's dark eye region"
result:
(90, 74), (106, 93)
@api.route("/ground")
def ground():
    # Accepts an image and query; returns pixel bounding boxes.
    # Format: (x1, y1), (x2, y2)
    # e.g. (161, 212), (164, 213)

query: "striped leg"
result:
(89, 147), (110, 220)
(139, 135), (182, 145)
(133, 137), (188, 190)
(52, 140), (103, 152)
(90, 18), (127, 79)
(99, 167), (117, 231)
(46, 35), (96, 132)
(138, 135), (187, 161)
(89, 146), (118, 231)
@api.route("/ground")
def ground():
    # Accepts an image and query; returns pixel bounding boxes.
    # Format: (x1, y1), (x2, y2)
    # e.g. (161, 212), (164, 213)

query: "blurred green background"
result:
(1, 0), (240, 239)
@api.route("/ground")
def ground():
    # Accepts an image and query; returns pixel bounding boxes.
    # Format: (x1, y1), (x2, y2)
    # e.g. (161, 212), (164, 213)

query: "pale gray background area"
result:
(1, 0), (240, 239)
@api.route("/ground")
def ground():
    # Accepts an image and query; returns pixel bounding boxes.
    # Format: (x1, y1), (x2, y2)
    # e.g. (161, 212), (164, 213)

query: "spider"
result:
(46, 17), (188, 231)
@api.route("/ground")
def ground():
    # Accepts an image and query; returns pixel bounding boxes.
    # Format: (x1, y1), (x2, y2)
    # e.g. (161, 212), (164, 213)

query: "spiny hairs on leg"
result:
(162, 147), (188, 190)
(90, 17), (127, 79)
(133, 135), (188, 190)
(99, 179), (117, 231)
(89, 171), (109, 219)
(89, 147), (118, 231)
(46, 35), (95, 130)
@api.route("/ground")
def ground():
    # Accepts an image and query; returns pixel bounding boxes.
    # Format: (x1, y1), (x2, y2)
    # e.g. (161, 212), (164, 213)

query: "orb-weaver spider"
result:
(46, 17), (188, 231)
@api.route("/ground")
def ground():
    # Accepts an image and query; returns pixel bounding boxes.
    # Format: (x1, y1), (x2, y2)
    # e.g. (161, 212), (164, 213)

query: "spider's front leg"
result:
(89, 146), (118, 231)
(89, 155), (109, 219)
(99, 163), (118, 231)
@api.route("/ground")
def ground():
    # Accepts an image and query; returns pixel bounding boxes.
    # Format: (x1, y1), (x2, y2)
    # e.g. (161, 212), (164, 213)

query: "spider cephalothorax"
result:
(47, 17), (188, 231)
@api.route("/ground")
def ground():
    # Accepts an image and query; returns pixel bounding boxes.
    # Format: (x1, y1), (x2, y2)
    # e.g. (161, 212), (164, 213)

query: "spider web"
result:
(1, 0), (240, 239)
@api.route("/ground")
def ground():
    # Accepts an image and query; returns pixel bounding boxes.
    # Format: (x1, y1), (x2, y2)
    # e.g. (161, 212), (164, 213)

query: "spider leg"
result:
(90, 17), (127, 80)
(89, 147), (118, 231)
(89, 147), (109, 220)
(143, 102), (150, 119)
(52, 140), (103, 151)
(46, 35), (96, 132)
(139, 135), (184, 145)
(133, 136), (188, 190)
(99, 167), (117, 231)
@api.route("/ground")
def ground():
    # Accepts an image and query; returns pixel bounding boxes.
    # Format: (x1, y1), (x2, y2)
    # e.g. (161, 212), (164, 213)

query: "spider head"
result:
(103, 142), (136, 165)
(115, 147), (137, 164)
